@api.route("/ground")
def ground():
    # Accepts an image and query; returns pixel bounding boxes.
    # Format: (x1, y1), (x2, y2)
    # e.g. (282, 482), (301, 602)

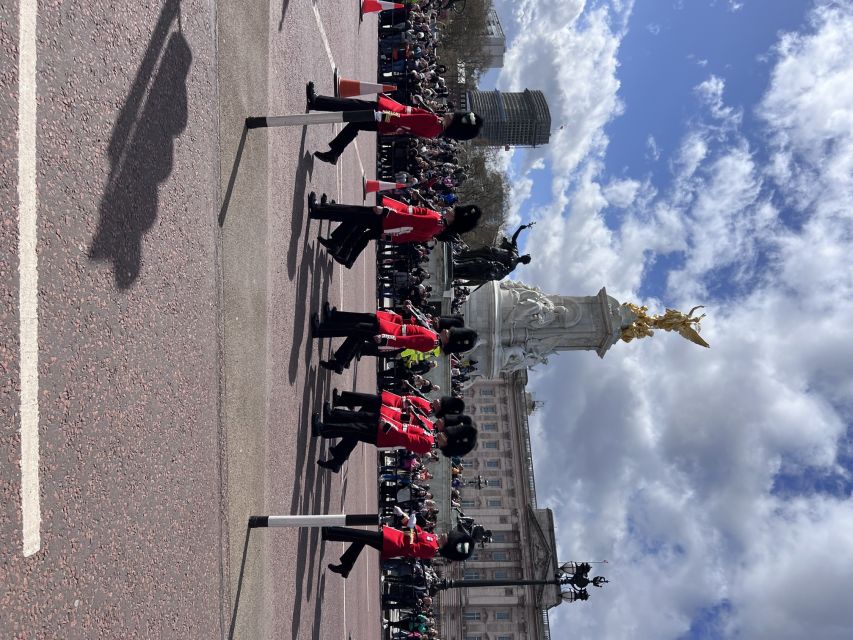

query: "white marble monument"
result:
(461, 280), (638, 378)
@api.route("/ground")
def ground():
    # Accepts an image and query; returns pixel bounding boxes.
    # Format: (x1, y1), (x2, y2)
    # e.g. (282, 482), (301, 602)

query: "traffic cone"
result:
(336, 74), (397, 98)
(364, 177), (409, 199)
(361, 0), (403, 15)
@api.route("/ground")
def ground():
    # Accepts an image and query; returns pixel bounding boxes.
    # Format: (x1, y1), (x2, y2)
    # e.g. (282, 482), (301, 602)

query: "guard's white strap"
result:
(384, 226), (414, 236)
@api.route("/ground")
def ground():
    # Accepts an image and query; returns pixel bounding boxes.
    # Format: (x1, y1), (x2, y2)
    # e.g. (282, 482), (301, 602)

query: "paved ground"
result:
(1, 1), (378, 638)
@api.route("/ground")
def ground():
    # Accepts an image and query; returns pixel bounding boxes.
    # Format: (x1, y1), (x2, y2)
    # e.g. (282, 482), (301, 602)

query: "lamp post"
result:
(466, 474), (485, 490)
(434, 560), (608, 604)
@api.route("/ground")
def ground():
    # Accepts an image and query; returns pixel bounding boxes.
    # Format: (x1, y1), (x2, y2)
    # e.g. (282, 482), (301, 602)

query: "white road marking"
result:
(17, 0), (41, 558)
(312, 1), (364, 181)
(354, 142), (364, 179)
(312, 4), (336, 72)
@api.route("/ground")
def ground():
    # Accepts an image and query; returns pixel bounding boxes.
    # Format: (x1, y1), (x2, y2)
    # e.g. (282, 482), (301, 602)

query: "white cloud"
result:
(491, 3), (853, 638)
(646, 134), (661, 161)
(602, 178), (642, 208)
(695, 75), (742, 124)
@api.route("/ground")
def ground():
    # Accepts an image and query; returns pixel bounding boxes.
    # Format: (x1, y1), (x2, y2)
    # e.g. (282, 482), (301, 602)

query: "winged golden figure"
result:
(620, 304), (709, 348)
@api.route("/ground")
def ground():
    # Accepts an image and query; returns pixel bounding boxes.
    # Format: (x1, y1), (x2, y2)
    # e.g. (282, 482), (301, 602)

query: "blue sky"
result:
(479, 1), (853, 638)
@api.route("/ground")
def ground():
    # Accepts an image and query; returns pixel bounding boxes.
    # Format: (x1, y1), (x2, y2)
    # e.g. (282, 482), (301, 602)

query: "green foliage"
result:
(456, 146), (509, 247)
(437, 0), (494, 86)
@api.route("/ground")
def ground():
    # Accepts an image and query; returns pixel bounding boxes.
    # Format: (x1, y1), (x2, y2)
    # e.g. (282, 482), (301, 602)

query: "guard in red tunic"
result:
(322, 521), (474, 578)
(308, 192), (481, 268)
(310, 306), (477, 373)
(332, 389), (465, 418)
(312, 405), (477, 473)
(305, 81), (483, 165)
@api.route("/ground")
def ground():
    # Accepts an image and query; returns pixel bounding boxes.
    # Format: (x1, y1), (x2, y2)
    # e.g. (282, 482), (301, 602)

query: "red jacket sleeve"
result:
(407, 396), (433, 415)
(376, 310), (404, 325)
(381, 391), (404, 409)
(376, 422), (434, 453)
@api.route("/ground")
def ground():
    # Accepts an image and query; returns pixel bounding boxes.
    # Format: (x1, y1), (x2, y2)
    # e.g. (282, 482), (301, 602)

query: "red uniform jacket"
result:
(379, 405), (435, 432)
(381, 525), (439, 559)
(377, 95), (444, 139)
(376, 310), (439, 351)
(380, 197), (445, 244)
(376, 411), (435, 454)
(380, 391), (433, 415)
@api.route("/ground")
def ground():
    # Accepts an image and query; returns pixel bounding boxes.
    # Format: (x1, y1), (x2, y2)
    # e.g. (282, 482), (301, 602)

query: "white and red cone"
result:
(337, 75), (397, 99)
(364, 177), (409, 199)
(361, 0), (403, 15)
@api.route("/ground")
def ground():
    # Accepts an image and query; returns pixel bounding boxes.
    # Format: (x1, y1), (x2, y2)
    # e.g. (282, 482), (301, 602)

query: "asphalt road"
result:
(1, 1), (378, 638)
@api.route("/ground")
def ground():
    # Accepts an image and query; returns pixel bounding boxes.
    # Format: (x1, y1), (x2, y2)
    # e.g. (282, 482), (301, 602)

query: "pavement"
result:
(1, 1), (379, 638)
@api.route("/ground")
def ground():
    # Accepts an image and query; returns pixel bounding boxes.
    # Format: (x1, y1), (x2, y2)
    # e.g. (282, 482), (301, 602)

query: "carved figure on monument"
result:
(500, 345), (550, 372)
(620, 304), (710, 348)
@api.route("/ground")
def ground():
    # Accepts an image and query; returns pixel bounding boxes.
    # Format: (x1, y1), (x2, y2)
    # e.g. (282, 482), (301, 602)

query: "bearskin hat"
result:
(439, 421), (478, 457)
(446, 205), (481, 235)
(435, 396), (465, 418)
(442, 327), (478, 354)
(437, 530), (475, 561)
(442, 111), (484, 141)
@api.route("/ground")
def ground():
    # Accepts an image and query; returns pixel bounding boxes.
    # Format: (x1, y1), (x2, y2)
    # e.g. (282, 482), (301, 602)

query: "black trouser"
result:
(323, 526), (384, 572)
(334, 391), (383, 412)
(314, 312), (378, 337)
(311, 210), (383, 266)
(319, 411), (378, 463)
(312, 96), (379, 159)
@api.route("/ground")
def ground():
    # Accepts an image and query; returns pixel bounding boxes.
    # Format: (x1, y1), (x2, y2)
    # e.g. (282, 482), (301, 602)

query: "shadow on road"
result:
(278, 0), (292, 31)
(218, 126), (249, 227)
(227, 526), (253, 640)
(288, 132), (314, 280)
(89, 0), (191, 289)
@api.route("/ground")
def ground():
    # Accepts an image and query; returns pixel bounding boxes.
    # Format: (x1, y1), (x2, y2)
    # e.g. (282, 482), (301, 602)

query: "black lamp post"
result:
(434, 561), (608, 604)
(466, 474), (486, 490)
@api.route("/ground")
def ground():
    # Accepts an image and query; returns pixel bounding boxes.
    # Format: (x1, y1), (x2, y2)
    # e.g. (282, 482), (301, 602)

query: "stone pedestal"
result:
(462, 281), (635, 378)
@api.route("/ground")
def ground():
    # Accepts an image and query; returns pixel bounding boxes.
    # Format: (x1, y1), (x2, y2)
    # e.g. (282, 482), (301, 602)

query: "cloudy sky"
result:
(482, 1), (853, 638)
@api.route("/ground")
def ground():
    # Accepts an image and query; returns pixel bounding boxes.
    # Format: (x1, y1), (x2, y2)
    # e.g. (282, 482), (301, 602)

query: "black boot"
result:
(311, 412), (323, 438)
(314, 149), (339, 165)
(323, 301), (337, 321)
(327, 563), (350, 578)
(306, 81), (317, 110)
(308, 191), (318, 217)
(317, 236), (343, 255)
(310, 312), (321, 337)
(317, 458), (343, 473)
(320, 359), (345, 374)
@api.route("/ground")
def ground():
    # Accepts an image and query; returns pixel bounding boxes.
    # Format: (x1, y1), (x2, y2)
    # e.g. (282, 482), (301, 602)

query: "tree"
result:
(456, 145), (509, 247)
(437, 0), (493, 88)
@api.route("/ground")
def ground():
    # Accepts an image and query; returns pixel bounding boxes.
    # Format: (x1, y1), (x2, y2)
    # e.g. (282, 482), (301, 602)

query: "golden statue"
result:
(620, 304), (710, 348)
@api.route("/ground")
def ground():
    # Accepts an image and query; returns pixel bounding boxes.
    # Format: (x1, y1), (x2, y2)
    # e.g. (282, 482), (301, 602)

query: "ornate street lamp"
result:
(435, 560), (609, 605)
